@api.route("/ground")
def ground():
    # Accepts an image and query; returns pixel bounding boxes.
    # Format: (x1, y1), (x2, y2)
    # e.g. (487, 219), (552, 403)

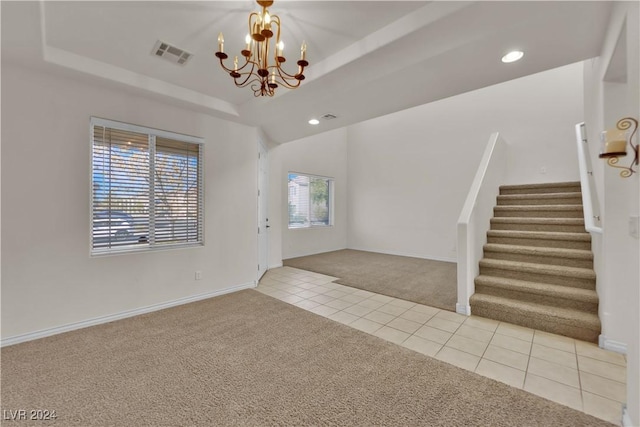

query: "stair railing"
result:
(456, 132), (507, 315)
(575, 123), (603, 234)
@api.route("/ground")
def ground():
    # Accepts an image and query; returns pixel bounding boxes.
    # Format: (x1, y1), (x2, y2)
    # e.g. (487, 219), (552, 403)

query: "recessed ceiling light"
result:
(308, 119), (320, 125)
(501, 51), (524, 63)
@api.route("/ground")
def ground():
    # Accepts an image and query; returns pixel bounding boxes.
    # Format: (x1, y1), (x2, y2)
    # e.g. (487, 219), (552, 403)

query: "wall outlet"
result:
(540, 166), (547, 174)
(629, 216), (639, 239)
(195, 271), (202, 280)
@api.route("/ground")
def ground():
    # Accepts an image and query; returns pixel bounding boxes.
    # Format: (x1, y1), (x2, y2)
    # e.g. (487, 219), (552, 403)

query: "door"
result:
(257, 140), (269, 280)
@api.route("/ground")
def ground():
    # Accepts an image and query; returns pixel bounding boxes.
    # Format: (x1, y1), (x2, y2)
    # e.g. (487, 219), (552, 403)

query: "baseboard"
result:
(456, 303), (471, 316)
(346, 246), (457, 264)
(1, 282), (256, 348)
(598, 334), (628, 354)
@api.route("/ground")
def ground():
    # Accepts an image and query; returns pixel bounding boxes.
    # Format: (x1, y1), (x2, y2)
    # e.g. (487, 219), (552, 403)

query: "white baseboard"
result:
(598, 334), (628, 354)
(1, 282), (256, 348)
(346, 246), (457, 263)
(456, 303), (471, 316)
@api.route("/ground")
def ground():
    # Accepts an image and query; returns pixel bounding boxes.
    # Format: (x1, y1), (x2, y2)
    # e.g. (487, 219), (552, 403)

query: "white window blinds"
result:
(91, 118), (203, 254)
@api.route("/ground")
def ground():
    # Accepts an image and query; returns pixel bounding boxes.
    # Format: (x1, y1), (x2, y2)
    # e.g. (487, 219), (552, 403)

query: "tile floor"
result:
(257, 266), (628, 426)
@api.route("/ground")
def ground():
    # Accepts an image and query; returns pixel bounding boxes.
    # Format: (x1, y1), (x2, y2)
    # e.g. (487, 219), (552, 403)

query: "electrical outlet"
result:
(540, 166), (547, 174)
(195, 271), (202, 280)
(629, 216), (639, 239)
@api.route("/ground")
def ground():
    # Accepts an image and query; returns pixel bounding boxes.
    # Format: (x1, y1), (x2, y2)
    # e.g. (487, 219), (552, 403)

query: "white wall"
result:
(267, 128), (348, 264)
(583, 2), (640, 425)
(346, 63), (584, 261)
(1, 64), (259, 340)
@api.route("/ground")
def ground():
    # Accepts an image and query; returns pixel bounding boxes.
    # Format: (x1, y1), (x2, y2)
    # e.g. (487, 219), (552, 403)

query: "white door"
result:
(257, 141), (269, 280)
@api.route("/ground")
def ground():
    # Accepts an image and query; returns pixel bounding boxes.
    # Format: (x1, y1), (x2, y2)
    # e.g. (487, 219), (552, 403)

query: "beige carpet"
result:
(1, 290), (613, 427)
(284, 249), (457, 311)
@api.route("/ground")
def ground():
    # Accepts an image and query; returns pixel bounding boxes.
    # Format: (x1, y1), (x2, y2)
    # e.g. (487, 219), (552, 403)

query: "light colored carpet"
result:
(284, 249), (457, 311)
(1, 290), (613, 426)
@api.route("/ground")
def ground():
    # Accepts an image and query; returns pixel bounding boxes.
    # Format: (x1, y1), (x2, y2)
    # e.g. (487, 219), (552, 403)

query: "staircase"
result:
(469, 181), (600, 343)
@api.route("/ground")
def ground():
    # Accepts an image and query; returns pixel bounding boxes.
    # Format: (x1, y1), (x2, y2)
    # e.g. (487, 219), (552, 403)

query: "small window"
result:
(288, 172), (333, 229)
(91, 117), (204, 254)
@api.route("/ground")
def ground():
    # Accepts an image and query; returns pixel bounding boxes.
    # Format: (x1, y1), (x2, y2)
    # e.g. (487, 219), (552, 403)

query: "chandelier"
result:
(215, 0), (309, 97)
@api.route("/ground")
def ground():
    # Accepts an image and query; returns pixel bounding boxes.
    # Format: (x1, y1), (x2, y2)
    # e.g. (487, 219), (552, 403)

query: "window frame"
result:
(287, 171), (334, 230)
(90, 117), (204, 256)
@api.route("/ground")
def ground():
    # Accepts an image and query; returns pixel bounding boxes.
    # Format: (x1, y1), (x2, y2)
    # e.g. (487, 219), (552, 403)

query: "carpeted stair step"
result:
(497, 192), (583, 206)
(474, 275), (598, 313)
(479, 258), (595, 289)
(490, 217), (587, 233)
(499, 181), (582, 195)
(494, 205), (583, 218)
(483, 244), (593, 269)
(469, 293), (600, 342)
(486, 230), (592, 250)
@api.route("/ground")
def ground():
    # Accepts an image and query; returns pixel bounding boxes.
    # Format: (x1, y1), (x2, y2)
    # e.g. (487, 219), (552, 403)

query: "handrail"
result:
(575, 123), (603, 234)
(456, 132), (507, 315)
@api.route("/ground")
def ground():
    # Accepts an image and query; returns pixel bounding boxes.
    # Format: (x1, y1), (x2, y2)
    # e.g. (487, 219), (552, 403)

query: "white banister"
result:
(456, 132), (507, 315)
(575, 122), (603, 234)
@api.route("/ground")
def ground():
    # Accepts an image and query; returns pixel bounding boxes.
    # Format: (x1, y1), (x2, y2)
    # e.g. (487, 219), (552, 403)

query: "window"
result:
(288, 172), (333, 228)
(91, 117), (203, 254)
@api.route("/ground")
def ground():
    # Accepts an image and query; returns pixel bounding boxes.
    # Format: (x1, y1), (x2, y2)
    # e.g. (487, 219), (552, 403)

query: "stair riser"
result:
(491, 222), (586, 233)
(494, 208), (584, 218)
(470, 302), (598, 343)
(497, 197), (582, 206)
(500, 186), (582, 195)
(483, 251), (593, 269)
(480, 266), (595, 289)
(486, 236), (592, 250)
(474, 284), (598, 313)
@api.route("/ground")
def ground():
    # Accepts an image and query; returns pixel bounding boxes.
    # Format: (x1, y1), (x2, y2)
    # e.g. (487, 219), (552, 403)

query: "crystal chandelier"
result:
(215, 0), (309, 97)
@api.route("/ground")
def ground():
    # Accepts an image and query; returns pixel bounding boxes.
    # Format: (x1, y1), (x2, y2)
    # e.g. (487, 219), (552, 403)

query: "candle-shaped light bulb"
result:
(218, 32), (224, 53)
(245, 34), (251, 49)
(300, 40), (307, 60)
(264, 11), (271, 24)
(277, 40), (284, 56)
(271, 69), (276, 84)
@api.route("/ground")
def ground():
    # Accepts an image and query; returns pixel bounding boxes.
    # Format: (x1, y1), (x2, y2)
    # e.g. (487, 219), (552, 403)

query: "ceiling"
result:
(1, 1), (611, 144)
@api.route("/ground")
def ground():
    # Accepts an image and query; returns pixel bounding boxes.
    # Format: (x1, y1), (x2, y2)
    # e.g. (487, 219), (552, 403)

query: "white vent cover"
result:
(321, 113), (338, 120)
(152, 40), (193, 66)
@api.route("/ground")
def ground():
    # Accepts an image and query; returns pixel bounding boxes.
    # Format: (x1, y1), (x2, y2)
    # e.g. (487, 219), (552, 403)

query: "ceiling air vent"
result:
(321, 113), (338, 121)
(152, 40), (193, 66)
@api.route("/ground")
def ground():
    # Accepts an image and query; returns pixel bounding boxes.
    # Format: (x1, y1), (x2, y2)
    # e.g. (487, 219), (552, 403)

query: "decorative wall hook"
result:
(599, 117), (638, 178)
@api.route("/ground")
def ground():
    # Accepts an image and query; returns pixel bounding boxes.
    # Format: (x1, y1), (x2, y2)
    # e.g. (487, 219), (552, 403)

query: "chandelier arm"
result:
(233, 63), (261, 88)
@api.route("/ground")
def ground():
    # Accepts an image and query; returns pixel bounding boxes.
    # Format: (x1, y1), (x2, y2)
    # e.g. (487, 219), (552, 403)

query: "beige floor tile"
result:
(377, 303), (410, 317)
(324, 298), (354, 310)
(364, 310), (396, 325)
(434, 310), (466, 324)
(309, 305), (339, 317)
(495, 323), (534, 342)
(350, 318), (384, 334)
(295, 290), (320, 299)
(524, 374), (582, 411)
(325, 290), (349, 299)
(483, 345), (529, 371)
(343, 304), (375, 317)
(310, 277), (334, 285)
(370, 294), (395, 303)
(414, 325), (453, 345)
(309, 285), (333, 294)
(357, 298), (387, 310)
(445, 334), (489, 357)
(426, 317), (461, 333)
(321, 282), (342, 290)
(410, 304), (440, 316)
(476, 359), (525, 388)
(575, 341), (626, 367)
(528, 357), (580, 388)
(580, 371), (626, 403)
(340, 293), (368, 304)
(387, 299), (416, 309)
(400, 309), (436, 324)
(463, 316), (499, 332)
(279, 294), (305, 305)
(373, 326), (411, 345)
(328, 310), (360, 326)
(402, 335), (443, 357)
(530, 343), (578, 369)
(435, 347), (480, 372)
(296, 282), (319, 290)
(578, 355), (627, 383)
(331, 284), (356, 293)
(582, 391), (624, 425)
(491, 333), (532, 355)
(455, 325), (494, 343)
(309, 294), (335, 305)
(533, 330), (576, 353)
(269, 290), (291, 300)
(293, 299), (321, 310)
(351, 289), (377, 298)
(387, 317), (422, 334)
